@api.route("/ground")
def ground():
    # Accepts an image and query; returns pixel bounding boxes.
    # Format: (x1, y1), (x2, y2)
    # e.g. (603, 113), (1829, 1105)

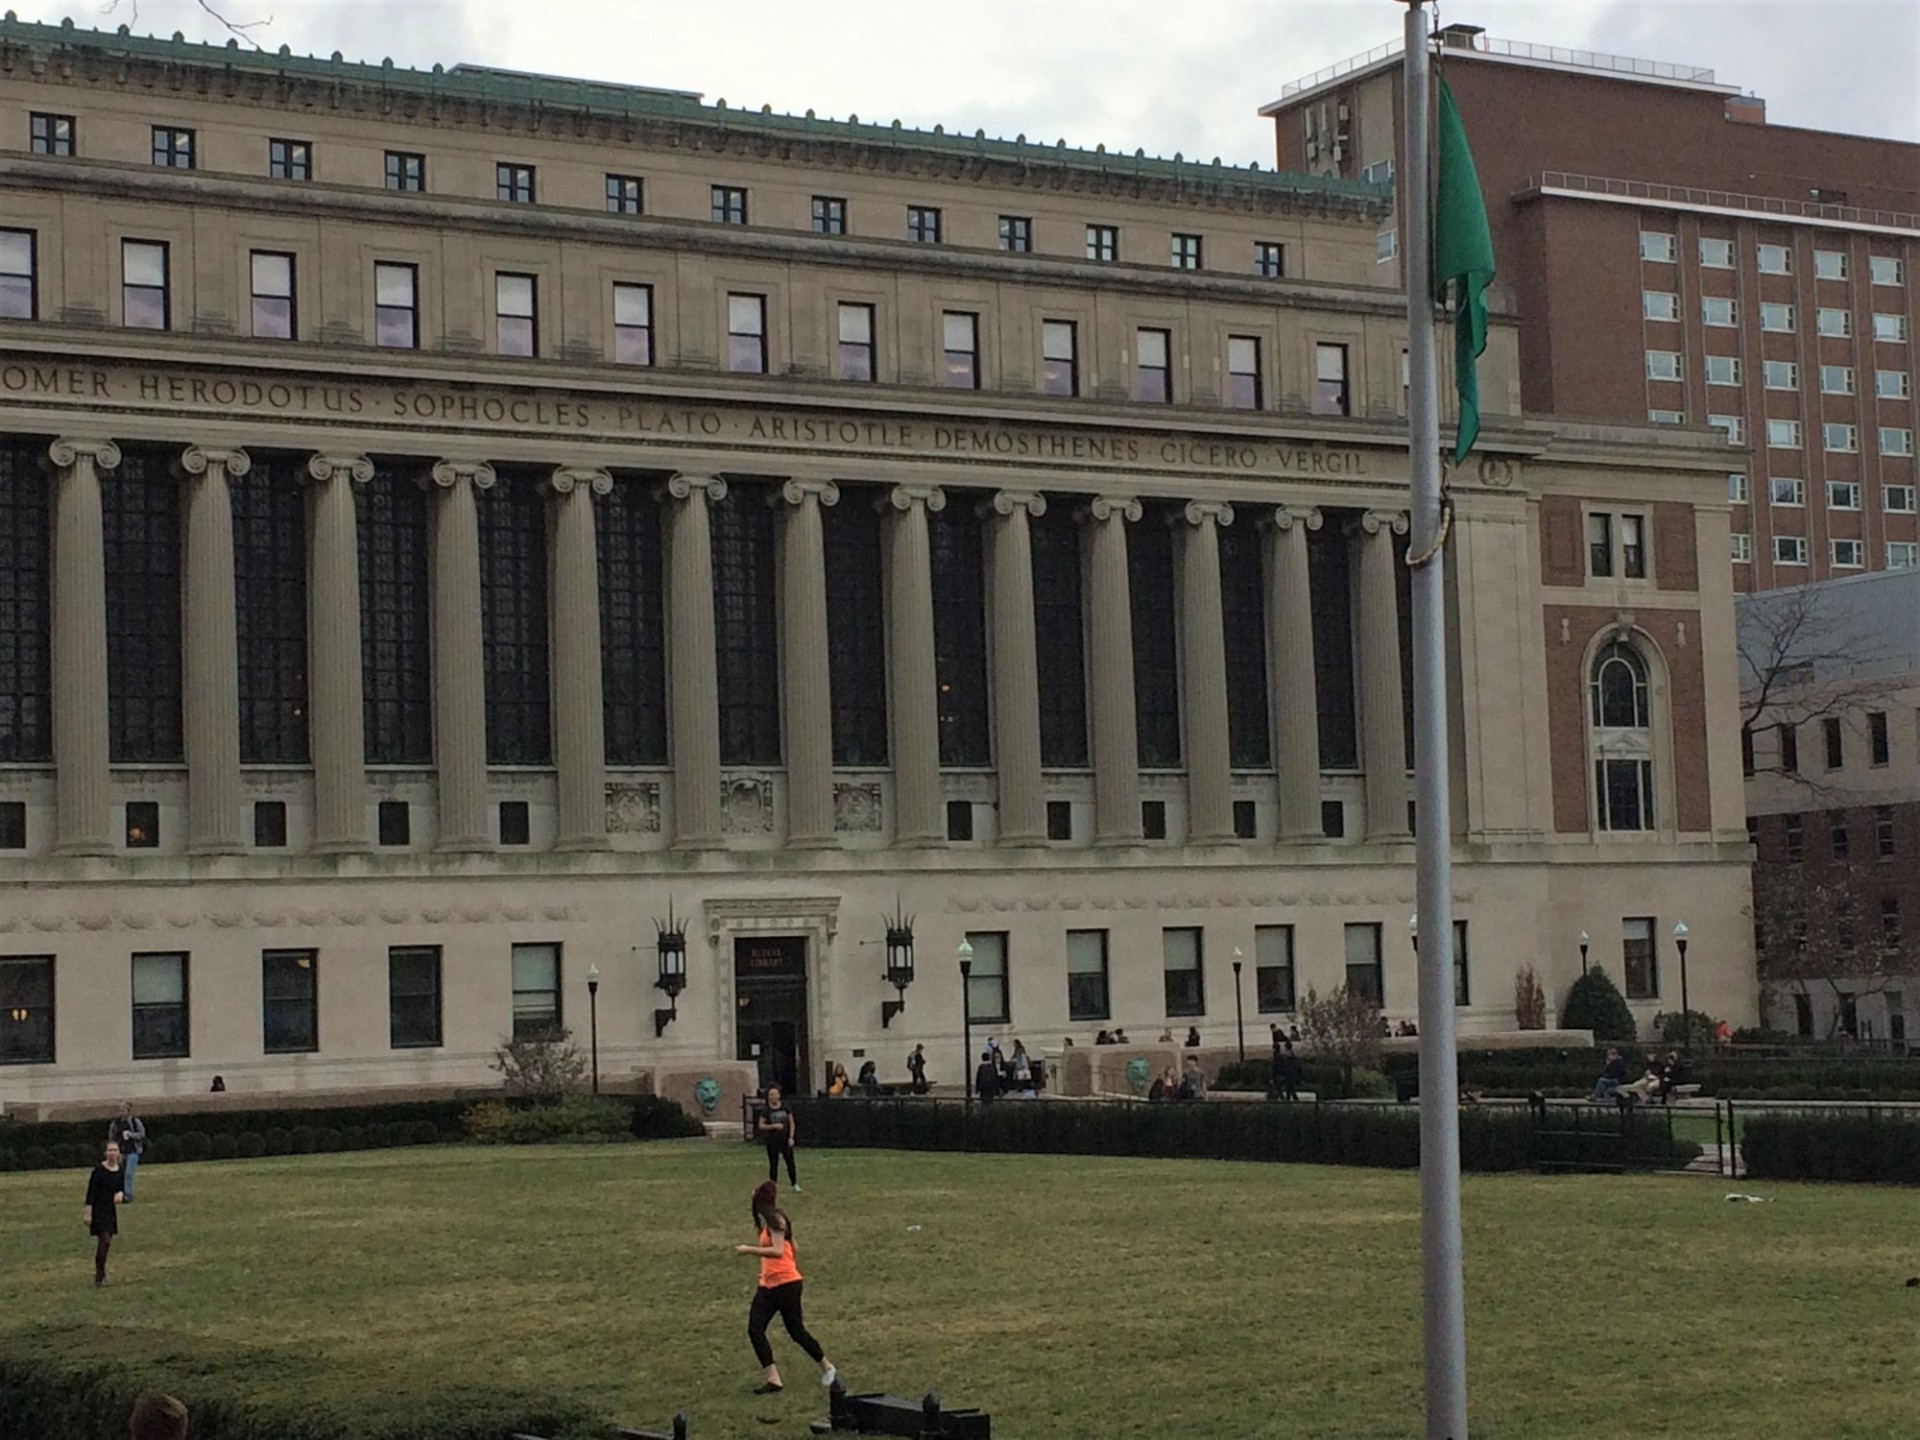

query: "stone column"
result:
(779, 479), (839, 848)
(988, 491), (1047, 846)
(663, 473), (726, 848)
(1179, 501), (1235, 843)
(1355, 509), (1411, 841)
(179, 445), (248, 854)
(1265, 505), (1325, 842)
(305, 454), (373, 852)
(1083, 495), (1143, 846)
(886, 484), (945, 847)
(548, 466), (612, 851)
(427, 459), (495, 852)
(48, 437), (119, 856)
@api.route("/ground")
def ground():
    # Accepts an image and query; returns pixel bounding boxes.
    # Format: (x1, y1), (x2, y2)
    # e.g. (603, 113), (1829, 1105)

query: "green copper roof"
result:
(1, 13), (1391, 210)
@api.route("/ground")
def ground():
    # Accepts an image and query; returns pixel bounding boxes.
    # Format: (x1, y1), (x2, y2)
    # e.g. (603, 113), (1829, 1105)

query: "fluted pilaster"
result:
(779, 479), (839, 848)
(427, 459), (495, 851)
(179, 445), (248, 853)
(886, 484), (945, 847)
(664, 473), (726, 847)
(988, 491), (1047, 845)
(1179, 501), (1235, 843)
(1083, 495), (1143, 845)
(548, 466), (612, 851)
(48, 437), (119, 855)
(1355, 509), (1411, 841)
(305, 454), (373, 851)
(1266, 505), (1325, 842)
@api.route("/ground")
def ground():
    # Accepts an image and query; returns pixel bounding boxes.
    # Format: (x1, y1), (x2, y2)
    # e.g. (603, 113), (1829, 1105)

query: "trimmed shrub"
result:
(208, 1134), (238, 1161)
(463, 1096), (636, 1145)
(234, 1132), (264, 1159)
(262, 1128), (291, 1157)
(313, 1126), (344, 1153)
(1560, 966), (1638, 1041)
(289, 1126), (318, 1155)
(179, 1132), (212, 1162)
(631, 1095), (708, 1140)
(1740, 1110), (1920, 1185)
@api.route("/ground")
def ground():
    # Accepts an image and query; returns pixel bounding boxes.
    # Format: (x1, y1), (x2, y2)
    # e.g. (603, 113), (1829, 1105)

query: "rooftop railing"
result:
(1525, 171), (1920, 233)
(1279, 32), (1715, 99)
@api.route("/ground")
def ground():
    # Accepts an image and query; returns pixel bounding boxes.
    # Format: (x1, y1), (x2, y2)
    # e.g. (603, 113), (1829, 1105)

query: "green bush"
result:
(208, 1134), (238, 1161)
(179, 1132), (212, 1162)
(262, 1128), (291, 1157)
(630, 1094), (709, 1140)
(313, 1126), (344, 1153)
(1560, 966), (1638, 1041)
(289, 1126), (317, 1155)
(463, 1096), (637, 1145)
(234, 1132), (264, 1159)
(1740, 1110), (1920, 1185)
(1655, 1009), (1720, 1049)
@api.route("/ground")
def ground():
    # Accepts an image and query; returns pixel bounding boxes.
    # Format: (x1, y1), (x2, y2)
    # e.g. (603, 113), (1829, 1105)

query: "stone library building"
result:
(0, 18), (1755, 1103)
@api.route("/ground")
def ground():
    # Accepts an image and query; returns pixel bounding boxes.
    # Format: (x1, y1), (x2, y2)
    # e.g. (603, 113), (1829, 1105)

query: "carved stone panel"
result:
(605, 781), (662, 834)
(721, 776), (774, 833)
(833, 781), (884, 833)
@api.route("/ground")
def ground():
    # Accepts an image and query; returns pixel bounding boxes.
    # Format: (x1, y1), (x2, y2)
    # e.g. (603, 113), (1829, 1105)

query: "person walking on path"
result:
(129, 1393), (188, 1440)
(734, 1180), (837, 1395)
(756, 1085), (800, 1190)
(107, 1102), (146, 1202)
(83, 1139), (126, 1286)
(906, 1044), (928, 1093)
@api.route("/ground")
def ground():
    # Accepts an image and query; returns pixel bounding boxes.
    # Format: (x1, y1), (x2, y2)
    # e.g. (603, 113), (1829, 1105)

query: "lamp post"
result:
(1673, 921), (1691, 1053)
(957, 937), (975, 1101)
(586, 964), (600, 1095)
(1578, 931), (1590, 978)
(1232, 948), (1246, 1062)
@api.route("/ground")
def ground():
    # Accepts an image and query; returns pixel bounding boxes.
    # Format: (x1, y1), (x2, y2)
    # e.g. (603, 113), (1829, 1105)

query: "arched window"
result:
(1588, 640), (1654, 832)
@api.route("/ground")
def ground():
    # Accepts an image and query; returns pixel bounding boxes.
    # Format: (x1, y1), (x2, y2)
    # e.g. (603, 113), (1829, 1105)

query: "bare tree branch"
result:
(100, 1), (273, 48)
(1753, 861), (1920, 1034)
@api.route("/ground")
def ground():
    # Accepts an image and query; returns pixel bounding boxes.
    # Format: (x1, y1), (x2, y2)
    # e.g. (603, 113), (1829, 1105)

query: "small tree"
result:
(1513, 964), (1548, 1030)
(1753, 862), (1920, 1036)
(1559, 966), (1638, 1042)
(492, 1028), (587, 1104)
(1298, 984), (1383, 1097)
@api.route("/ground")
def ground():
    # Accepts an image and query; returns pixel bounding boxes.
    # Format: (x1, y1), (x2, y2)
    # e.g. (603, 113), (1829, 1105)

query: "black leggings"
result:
(93, 1232), (112, 1281)
(748, 1280), (824, 1367)
(765, 1140), (797, 1185)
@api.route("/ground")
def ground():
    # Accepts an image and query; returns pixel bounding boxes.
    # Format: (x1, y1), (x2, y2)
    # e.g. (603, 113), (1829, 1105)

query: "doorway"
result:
(735, 935), (810, 1096)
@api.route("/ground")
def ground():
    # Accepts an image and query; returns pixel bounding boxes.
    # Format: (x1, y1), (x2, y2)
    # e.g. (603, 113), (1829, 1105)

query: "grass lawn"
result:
(3, 1141), (1916, 1439)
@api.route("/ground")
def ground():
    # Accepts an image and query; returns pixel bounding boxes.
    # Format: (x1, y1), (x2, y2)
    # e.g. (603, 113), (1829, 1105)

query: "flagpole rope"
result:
(1404, 479), (1452, 569)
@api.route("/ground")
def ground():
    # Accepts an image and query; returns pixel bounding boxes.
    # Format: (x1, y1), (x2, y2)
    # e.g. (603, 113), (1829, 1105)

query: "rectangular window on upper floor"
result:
(1361, 158), (1394, 186)
(1814, 250), (1849, 281)
(606, 174), (644, 215)
(712, 185), (748, 225)
(1770, 476), (1806, 507)
(1375, 229), (1398, 262)
(1764, 360), (1799, 390)
(1730, 532), (1752, 563)
(1172, 233), (1202, 270)
(30, 112), (75, 156)
(1587, 512), (1614, 575)
(1313, 342), (1349, 416)
(1642, 291), (1678, 321)
(1645, 350), (1681, 381)
(151, 126), (194, 169)
(727, 293), (766, 373)
(942, 311), (979, 390)
(999, 215), (1031, 252)
(1705, 355), (1741, 386)
(907, 206), (942, 244)
(1727, 473), (1749, 504)
(0, 229), (35, 320)
(1828, 480), (1861, 510)
(1639, 231), (1676, 263)
(1890, 542), (1920, 569)
(613, 283), (652, 366)
(1756, 243), (1792, 274)
(1832, 538), (1865, 569)
(811, 196), (846, 235)
(1619, 514), (1647, 579)
(1136, 327), (1171, 403)
(1774, 535), (1808, 566)
(122, 240), (169, 330)
(268, 138), (311, 181)
(1818, 307), (1851, 337)
(1877, 369), (1912, 399)
(1699, 237), (1735, 268)
(1767, 419), (1802, 448)
(1041, 320), (1078, 397)
(250, 251), (295, 340)
(1702, 296), (1738, 328)
(837, 302), (875, 382)
(1875, 314), (1911, 343)
(1254, 241), (1284, 278)
(496, 163), (535, 204)
(1648, 409), (1684, 425)
(1227, 336), (1262, 410)
(1709, 415), (1743, 444)
(1824, 422), (1859, 453)
(496, 273), (536, 357)
(1821, 365), (1855, 395)
(1086, 225), (1118, 263)
(1760, 302), (1795, 332)
(374, 261), (418, 349)
(1870, 256), (1905, 286)
(1884, 433), (1917, 462)
(385, 151), (425, 192)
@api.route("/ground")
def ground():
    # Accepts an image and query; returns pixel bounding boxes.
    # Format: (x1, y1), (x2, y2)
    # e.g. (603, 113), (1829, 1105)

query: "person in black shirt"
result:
(83, 1140), (125, 1286)
(756, 1086), (799, 1190)
(973, 1050), (1001, 1103)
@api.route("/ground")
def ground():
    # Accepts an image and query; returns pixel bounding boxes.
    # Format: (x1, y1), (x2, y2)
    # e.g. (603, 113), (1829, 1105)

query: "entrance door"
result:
(735, 936), (810, 1095)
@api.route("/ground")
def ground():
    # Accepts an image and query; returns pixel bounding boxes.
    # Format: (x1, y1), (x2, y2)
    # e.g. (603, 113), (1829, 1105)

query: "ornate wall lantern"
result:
(882, 900), (915, 1029)
(653, 901), (689, 1038)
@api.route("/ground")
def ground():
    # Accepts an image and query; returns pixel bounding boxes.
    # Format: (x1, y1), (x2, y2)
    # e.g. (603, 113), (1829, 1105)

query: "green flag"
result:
(1432, 75), (1495, 466)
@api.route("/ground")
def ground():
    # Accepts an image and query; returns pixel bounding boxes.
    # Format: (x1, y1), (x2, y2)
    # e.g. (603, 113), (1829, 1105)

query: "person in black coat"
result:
(973, 1050), (1001, 1102)
(83, 1140), (126, 1286)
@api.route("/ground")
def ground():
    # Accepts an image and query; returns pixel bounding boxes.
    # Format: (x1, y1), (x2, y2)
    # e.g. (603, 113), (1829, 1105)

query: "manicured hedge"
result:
(789, 1096), (1700, 1174)
(1740, 1110), (1920, 1185)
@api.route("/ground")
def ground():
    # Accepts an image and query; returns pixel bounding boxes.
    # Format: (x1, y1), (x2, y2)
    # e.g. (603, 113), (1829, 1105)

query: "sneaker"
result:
(753, 1382), (783, 1395)
(791, 1184), (802, 1192)
(820, 1365), (837, 1389)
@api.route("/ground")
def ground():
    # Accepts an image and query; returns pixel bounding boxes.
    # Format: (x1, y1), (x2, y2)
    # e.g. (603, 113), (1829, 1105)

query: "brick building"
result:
(1263, 24), (1920, 592)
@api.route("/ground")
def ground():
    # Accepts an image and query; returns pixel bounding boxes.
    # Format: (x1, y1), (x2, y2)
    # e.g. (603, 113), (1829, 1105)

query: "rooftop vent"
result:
(1438, 24), (1486, 48)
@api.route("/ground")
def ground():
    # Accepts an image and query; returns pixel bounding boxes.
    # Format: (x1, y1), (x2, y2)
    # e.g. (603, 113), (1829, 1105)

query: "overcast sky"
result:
(70, 0), (1920, 162)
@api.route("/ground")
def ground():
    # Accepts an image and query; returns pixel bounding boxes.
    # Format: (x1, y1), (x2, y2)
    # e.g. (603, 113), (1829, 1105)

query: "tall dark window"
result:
(122, 240), (168, 330)
(0, 441), (52, 762)
(1254, 241), (1285, 278)
(359, 468), (432, 764)
(605, 174), (643, 214)
(597, 478), (668, 765)
(1066, 930), (1110, 1020)
(823, 492), (888, 765)
(388, 946), (443, 1048)
(1042, 321), (1078, 397)
(1228, 336), (1262, 410)
(130, 952), (189, 1059)
(837, 303), (875, 382)
(384, 151), (425, 192)
(811, 196), (846, 234)
(1314, 342), (1350, 416)
(262, 949), (318, 1053)
(0, 956), (55, 1064)
(728, 293), (767, 374)
(1344, 923), (1384, 1004)
(250, 251), (296, 340)
(1136, 328), (1171, 404)
(102, 449), (182, 763)
(711, 483), (781, 764)
(1129, 511), (1181, 768)
(151, 126), (194, 168)
(929, 501), (990, 766)
(30, 113), (75, 156)
(0, 229), (34, 319)
(1032, 503), (1088, 767)
(1219, 521), (1270, 768)
(1308, 521), (1358, 769)
(374, 262), (418, 349)
(943, 312), (980, 389)
(477, 470), (551, 765)
(268, 138), (311, 180)
(232, 455), (308, 764)
(1163, 927), (1205, 1017)
(613, 283), (653, 365)
(496, 273), (537, 357)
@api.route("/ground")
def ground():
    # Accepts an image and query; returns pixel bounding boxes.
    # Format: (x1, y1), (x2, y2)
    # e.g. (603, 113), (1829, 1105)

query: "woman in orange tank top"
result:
(734, 1180), (837, 1395)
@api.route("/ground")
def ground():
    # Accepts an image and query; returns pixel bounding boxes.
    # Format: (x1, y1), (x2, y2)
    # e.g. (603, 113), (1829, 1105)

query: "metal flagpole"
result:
(1400, 3), (1469, 1436)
